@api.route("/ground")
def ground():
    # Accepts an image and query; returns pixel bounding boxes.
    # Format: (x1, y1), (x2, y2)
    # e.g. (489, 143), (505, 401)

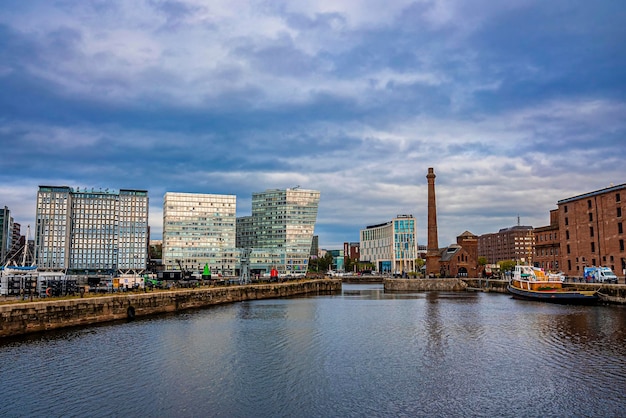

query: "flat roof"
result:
(558, 183), (626, 205)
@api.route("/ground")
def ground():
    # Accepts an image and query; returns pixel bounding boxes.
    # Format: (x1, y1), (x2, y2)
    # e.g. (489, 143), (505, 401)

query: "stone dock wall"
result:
(384, 278), (626, 304)
(384, 278), (468, 292)
(0, 279), (341, 338)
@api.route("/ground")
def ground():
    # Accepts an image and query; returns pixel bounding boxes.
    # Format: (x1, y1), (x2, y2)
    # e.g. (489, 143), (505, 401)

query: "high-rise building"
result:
(0, 206), (12, 264)
(235, 216), (255, 249)
(360, 214), (418, 274)
(162, 192), (237, 276)
(237, 187), (320, 275)
(35, 186), (149, 273)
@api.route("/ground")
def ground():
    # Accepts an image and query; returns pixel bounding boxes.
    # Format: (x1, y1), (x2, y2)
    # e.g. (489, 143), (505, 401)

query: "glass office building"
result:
(162, 192), (237, 276)
(360, 214), (418, 274)
(35, 186), (149, 273)
(0, 206), (12, 264)
(238, 188), (320, 274)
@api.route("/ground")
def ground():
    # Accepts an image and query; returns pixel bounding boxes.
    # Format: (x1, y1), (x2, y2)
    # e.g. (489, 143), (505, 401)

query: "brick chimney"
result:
(426, 167), (440, 276)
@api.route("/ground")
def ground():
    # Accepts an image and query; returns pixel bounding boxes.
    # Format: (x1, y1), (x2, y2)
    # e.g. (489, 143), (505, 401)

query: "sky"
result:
(1, 0), (625, 249)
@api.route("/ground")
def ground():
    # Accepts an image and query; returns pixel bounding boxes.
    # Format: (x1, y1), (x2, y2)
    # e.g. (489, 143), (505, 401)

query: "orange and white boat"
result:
(507, 265), (598, 304)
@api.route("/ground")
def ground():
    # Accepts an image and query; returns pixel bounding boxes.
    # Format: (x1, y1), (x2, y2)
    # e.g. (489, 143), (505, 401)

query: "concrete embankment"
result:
(384, 278), (626, 304)
(342, 274), (384, 284)
(0, 279), (341, 338)
(384, 278), (468, 292)
(463, 278), (509, 293)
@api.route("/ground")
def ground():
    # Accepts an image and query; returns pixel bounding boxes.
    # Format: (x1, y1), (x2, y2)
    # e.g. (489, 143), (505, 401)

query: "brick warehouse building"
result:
(477, 224), (534, 264)
(558, 183), (626, 278)
(533, 209), (560, 272)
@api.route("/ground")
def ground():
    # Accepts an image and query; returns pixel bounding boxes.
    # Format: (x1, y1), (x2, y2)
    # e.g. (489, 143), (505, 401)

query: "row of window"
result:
(564, 207), (622, 225)
(566, 239), (625, 255)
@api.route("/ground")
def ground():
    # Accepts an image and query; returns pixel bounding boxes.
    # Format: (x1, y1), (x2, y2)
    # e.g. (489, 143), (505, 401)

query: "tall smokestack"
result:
(426, 167), (440, 276)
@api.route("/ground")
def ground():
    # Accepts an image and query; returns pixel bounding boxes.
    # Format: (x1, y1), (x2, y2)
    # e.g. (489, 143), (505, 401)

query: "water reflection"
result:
(0, 285), (624, 417)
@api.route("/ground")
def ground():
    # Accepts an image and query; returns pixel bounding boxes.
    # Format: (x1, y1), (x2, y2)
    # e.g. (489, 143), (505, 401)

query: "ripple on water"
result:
(1, 287), (625, 417)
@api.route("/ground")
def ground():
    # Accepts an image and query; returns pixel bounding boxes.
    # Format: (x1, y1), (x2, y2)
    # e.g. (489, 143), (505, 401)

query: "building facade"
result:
(162, 192), (237, 276)
(343, 242), (360, 273)
(439, 231), (479, 278)
(533, 209), (560, 272)
(235, 216), (255, 250)
(360, 214), (418, 274)
(237, 187), (320, 275)
(558, 183), (626, 277)
(34, 186), (149, 273)
(0, 206), (12, 264)
(478, 225), (534, 264)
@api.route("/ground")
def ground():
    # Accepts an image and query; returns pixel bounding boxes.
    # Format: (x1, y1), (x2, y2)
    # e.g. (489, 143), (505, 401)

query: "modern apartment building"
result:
(162, 192), (237, 276)
(478, 225), (534, 264)
(237, 187), (320, 275)
(34, 186), (149, 273)
(558, 183), (626, 277)
(360, 214), (418, 274)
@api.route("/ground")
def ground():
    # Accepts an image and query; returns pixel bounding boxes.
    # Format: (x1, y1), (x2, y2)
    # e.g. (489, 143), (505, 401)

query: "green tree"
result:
(344, 257), (354, 273)
(317, 252), (334, 273)
(414, 258), (425, 276)
(498, 260), (516, 273)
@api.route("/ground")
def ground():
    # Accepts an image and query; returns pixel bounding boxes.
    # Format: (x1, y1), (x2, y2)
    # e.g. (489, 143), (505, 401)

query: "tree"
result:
(498, 260), (516, 273)
(414, 258), (425, 276)
(344, 257), (354, 273)
(319, 252), (334, 272)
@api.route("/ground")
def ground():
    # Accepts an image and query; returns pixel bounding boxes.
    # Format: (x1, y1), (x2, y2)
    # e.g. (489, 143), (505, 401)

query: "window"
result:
(588, 199), (592, 209)
(565, 217), (569, 226)
(589, 213), (593, 222)
(618, 207), (623, 218)
(590, 226), (594, 237)
(564, 205), (568, 213)
(591, 242), (595, 253)
(619, 222), (623, 234)
(566, 230), (570, 240)
(617, 193), (621, 203)
(567, 244), (570, 254)
(620, 239), (624, 252)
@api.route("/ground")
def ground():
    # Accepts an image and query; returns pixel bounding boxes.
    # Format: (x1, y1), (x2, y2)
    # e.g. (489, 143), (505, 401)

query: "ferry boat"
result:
(507, 265), (598, 304)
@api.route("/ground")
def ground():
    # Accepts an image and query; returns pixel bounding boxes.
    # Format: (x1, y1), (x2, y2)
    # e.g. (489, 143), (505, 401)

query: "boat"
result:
(507, 265), (598, 304)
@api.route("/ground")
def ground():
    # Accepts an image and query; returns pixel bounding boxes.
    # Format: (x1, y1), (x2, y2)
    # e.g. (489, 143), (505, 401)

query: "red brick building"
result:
(439, 231), (479, 278)
(478, 225), (534, 264)
(558, 183), (626, 278)
(534, 209), (561, 272)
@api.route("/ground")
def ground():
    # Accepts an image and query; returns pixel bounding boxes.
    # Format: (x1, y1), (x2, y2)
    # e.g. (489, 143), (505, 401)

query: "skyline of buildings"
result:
(1, 181), (625, 277)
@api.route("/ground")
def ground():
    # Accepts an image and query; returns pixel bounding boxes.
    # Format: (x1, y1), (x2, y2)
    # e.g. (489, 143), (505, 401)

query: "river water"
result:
(1, 284), (625, 417)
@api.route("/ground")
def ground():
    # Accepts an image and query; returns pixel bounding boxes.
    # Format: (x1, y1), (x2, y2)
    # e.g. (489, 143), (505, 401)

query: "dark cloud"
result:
(0, 0), (624, 247)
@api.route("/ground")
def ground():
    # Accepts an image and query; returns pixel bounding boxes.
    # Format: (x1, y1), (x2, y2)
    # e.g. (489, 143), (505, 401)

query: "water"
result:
(1, 284), (625, 417)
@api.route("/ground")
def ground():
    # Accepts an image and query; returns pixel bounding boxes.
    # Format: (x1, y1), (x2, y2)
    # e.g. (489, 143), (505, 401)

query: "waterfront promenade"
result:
(0, 279), (341, 337)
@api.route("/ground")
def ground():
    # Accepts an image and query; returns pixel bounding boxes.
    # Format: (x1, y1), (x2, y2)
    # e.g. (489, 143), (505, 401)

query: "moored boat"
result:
(507, 265), (598, 304)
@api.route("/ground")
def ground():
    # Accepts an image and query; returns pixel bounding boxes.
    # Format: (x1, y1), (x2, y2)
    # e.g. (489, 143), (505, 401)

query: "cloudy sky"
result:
(1, 0), (624, 248)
